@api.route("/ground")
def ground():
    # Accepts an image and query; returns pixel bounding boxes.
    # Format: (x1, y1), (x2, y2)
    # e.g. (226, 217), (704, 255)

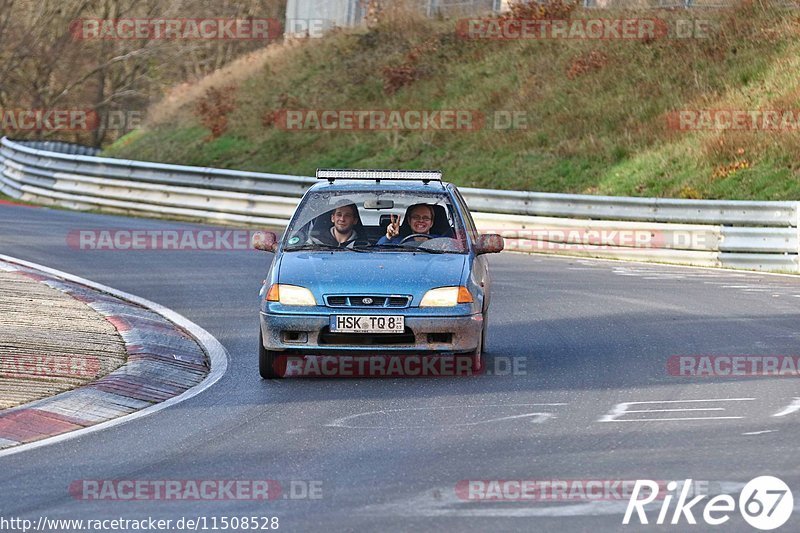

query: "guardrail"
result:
(582, 0), (800, 8)
(1, 136), (797, 272)
(14, 140), (101, 157)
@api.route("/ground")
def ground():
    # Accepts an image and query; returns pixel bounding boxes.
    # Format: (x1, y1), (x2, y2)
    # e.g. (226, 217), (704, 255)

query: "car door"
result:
(451, 187), (490, 313)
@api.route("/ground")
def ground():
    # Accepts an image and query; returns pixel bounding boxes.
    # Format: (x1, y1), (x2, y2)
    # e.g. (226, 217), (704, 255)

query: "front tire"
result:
(481, 310), (489, 352)
(259, 329), (282, 379)
(469, 330), (486, 376)
(468, 310), (490, 374)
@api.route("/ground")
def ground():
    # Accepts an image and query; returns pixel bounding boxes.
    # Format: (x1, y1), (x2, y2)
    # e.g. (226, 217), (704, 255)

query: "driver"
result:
(308, 201), (362, 247)
(378, 204), (442, 245)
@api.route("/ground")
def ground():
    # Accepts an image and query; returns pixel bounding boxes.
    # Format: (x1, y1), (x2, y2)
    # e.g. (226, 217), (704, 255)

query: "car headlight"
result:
(266, 284), (317, 306)
(419, 286), (474, 307)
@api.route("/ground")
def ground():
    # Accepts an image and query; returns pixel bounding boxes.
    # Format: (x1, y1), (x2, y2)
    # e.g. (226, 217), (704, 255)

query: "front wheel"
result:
(468, 311), (489, 374)
(259, 329), (282, 379)
(468, 324), (485, 375)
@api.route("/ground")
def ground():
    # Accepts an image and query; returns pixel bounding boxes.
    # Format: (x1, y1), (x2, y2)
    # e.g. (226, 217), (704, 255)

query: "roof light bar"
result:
(316, 169), (442, 182)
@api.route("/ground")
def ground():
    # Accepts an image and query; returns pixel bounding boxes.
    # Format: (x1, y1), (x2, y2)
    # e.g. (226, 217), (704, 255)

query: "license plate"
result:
(330, 315), (404, 333)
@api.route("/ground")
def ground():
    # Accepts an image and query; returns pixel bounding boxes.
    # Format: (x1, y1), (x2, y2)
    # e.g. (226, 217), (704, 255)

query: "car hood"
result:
(277, 251), (467, 303)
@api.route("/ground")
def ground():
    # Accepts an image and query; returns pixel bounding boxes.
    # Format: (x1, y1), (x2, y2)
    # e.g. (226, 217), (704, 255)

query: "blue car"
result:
(253, 169), (503, 378)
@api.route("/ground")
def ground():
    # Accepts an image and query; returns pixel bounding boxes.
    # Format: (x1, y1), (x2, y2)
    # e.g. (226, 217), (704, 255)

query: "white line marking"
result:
(611, 398), (755, 405)
(599, 398), (755, 423)
(327, 404), (567, 429)
(742, 430), (777, 435)
(624, 408), (725, 413)
(0, 254), (230, 459)
(607, 417), (744, 422)
(773, 397), (800, 418)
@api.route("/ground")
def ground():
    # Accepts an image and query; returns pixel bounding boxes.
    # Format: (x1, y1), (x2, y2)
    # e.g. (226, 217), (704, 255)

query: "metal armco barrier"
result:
(1, 136), (798, 272)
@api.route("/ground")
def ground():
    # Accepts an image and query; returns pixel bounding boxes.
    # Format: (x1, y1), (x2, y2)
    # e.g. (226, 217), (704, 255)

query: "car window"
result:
(452, 188), (479, 242)
(283, 189), (468, 253)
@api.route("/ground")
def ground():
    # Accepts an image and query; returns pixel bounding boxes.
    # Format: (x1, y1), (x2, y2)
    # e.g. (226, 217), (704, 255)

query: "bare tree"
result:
(0, 0), (284, 146)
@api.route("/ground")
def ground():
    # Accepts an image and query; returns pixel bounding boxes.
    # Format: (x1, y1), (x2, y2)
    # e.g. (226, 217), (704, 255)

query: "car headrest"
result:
(379, 214), (394, 230)
(430, 204), (453, 237)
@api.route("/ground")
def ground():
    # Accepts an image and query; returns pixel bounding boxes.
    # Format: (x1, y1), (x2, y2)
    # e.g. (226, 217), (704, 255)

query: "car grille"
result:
(325, 295), (411, 308)
(319, 327), (415, 345)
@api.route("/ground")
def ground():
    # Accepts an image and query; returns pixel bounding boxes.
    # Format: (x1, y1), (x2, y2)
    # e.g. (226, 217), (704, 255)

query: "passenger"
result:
(308, 202), (361, 247)
(378, 204), (442, 245)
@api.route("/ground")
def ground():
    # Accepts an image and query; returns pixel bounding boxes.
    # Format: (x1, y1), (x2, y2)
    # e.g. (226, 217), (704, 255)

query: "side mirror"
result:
(475, 233), (504, 255)
(252, 231), (278, 253)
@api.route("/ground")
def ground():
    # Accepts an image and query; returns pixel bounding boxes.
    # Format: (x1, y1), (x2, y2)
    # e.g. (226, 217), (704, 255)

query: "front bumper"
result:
(259, 311), (482, 354)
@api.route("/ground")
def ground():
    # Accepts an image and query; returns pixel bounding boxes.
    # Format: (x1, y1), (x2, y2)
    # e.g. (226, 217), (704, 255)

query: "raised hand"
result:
(386, 214), (401, 239)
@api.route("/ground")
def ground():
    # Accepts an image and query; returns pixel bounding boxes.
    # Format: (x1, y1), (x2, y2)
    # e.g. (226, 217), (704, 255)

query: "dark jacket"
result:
(309, 226), (361, 248)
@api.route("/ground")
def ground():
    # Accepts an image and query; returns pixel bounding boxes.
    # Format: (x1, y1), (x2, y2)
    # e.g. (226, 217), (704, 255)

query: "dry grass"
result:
(375, 0), (431, 27)
(594, 0), (747, 7)
(144, 42), (299, 128)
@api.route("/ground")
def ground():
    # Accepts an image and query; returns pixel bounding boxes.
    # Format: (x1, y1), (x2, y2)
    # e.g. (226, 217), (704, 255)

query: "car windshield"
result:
(283, 189), (468, 253)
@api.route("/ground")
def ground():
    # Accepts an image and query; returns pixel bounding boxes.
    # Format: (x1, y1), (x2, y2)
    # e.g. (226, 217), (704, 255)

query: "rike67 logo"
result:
(624, 476), (793, 530)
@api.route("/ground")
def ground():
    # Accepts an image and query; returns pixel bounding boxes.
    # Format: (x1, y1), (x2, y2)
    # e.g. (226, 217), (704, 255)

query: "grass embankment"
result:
(105, 3), (800, 200)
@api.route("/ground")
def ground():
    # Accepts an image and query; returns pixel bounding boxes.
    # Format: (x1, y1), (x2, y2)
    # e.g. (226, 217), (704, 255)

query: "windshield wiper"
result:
(407, 247), (451, 254)
(355, 243), (456, 254)
(285, 243), (365, 252)
(355, 243), (416, 252)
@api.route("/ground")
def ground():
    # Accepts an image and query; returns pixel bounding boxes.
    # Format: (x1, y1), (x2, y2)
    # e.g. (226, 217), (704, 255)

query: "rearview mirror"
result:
(364, 199), (394, 210)
(252, 231), (278, 253)
(475, 233), (504, 255)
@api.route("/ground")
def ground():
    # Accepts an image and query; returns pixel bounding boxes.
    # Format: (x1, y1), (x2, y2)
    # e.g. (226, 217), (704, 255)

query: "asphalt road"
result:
(1, 202), (799, 532)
